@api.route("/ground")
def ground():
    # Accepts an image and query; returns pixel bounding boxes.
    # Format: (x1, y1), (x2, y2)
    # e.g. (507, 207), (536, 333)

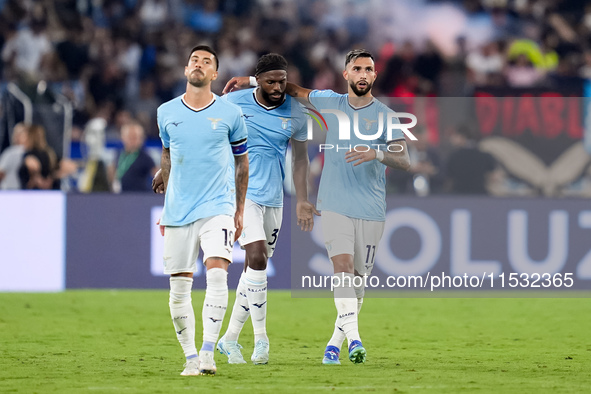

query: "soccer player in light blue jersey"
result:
(216, 54), (318, 366)
(157, 45), (249, 377)
(225, 49), (411, 365)
(154, 53), (318, 366)
(287, 49), (411, 366)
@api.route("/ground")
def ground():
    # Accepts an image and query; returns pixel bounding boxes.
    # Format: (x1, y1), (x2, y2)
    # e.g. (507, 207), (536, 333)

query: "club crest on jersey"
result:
(208, 118), (222, 130)
(279, 117), (290, 130)
(363, 118), (377, 131)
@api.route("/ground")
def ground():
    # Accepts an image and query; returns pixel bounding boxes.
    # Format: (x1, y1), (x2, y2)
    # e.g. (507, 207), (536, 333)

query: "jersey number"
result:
(222, 229), (234, 247)
(365, 245), (376, 266)
(268, 229), (279, 245)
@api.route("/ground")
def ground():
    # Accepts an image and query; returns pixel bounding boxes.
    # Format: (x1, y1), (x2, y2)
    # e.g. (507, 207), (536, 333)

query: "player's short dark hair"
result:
(188, 45), (219, 70)
(345, 49), (374, 67)
(255, 53), (288, 76)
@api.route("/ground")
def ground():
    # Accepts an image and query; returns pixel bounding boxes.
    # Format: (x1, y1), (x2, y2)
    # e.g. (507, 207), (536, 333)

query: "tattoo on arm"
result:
(381, 140), (411, 171)
(161, 147), (171, 191)
(286, 82), (312, 101)
(234, 154), (249, 212)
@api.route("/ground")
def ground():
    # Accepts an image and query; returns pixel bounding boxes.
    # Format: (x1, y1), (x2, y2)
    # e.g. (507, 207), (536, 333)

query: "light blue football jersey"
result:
(158, 94), (248, 226)
(309, 90), (404, 221)
(224, 88), (307, 207)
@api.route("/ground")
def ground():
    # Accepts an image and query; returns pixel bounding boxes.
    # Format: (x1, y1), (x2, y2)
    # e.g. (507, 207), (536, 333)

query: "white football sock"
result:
(169, 276), (197, 358)
(333, 272), (360, 347)
(224, 271), (250, 342)
(202, 268), (228, 345)
(327, 282), (364, 350)
(244, 267), (268, 343)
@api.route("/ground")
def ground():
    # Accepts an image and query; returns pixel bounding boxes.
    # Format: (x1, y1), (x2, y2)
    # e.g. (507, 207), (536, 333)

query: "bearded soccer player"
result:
(155, 53), (318, 365)
(157, 45), (248, 376)
(223, 48), (411, 365)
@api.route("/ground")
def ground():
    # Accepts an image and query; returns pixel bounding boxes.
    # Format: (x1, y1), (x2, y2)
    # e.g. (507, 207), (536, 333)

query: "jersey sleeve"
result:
(230, 107), (248, 156)
(290, 101), (308, 142)
(308, 89), (341, 109)
(157, 107), (170, 149)
(382, 104), (405, 144)
(220, 91), (236, 103)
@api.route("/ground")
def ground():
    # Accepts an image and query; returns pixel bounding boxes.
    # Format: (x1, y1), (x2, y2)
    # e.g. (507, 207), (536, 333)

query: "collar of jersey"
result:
(181, 94), (216, 112)
(253, 88), (285, 111)
(348, 97), (375, 111)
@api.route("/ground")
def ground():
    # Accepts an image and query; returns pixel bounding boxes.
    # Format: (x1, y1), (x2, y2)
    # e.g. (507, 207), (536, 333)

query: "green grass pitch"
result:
(1, 290), (590, 393)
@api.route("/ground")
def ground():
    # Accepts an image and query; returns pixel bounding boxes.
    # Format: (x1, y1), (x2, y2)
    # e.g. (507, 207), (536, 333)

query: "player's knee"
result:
(332, 255), (354, 274)
(169, 277), (193, 304)
(206, 267), (228, 285)
(205, 257), (230, 271)
(246, 242), (268, 270)
(247, 253), (267, 270)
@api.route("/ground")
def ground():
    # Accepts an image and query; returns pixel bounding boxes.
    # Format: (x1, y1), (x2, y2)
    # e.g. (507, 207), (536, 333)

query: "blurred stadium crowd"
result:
(0, 0), (590, 196)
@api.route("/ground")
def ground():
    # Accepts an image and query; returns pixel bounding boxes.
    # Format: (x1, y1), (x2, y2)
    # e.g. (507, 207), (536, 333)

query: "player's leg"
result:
(349, 218), (386, 363)
(247, 205), (281, 365)
(216, 255), (248, 364)
(164, 222), (200, 376)
(197, 215), (234, 375)
(218, 200), (264, 363)
(321, 211), (362, 364)
(242, 240), (269, 364)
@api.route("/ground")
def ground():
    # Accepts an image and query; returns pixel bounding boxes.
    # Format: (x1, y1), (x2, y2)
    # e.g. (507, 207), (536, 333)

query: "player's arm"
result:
(380, 140), (411, 170)
(233, 153), (249, 241)
(345, 139), (411, 171)
(292, 138), (320, 231)
(160, 147), (171, 192)
(222, 76), (252, 94)
(285, 82), (312, 104)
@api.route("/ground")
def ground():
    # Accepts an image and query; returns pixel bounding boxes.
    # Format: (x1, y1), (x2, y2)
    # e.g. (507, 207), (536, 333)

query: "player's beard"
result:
(187, 70), (207, 87)
(260, 88), (285, 105)
(350, 80), (373, 96)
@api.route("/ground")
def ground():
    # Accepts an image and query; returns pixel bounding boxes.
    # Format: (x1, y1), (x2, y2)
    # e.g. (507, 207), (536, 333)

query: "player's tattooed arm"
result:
(345, 139), (410, 171)
(381, 139), (411, 171)
(233, 153), (249, 241)
(161, 147), (171, 192)
(286, 82), (312, 103)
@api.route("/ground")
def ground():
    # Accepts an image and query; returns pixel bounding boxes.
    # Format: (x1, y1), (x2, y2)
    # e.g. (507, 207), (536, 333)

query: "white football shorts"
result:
(238, 198), (283, 257)
(163, 214), (235, 274)
(321, 210), (385, 276)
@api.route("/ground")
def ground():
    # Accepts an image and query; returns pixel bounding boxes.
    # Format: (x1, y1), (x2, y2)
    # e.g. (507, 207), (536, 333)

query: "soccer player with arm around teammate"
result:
(216, 54), (319, 366)
(157, 45), (248, 376)
(225, 49), (410, 365)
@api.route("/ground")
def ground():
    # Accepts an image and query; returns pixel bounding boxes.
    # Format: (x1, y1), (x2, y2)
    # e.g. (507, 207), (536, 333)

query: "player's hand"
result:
(157, 218), (164, 236)
(152, 169), (164, 193)
(223, 76), (251, 94)
(233, 211), (243, 242)
(345, 149), (378, 166)
(296, 200), (320, 232)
